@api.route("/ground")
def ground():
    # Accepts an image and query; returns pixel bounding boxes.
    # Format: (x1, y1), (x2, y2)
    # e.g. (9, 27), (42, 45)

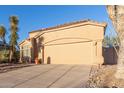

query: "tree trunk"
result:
(115, 39), (124, 78)
(9, 47), (13, 63)
(107, 5), (124, 79)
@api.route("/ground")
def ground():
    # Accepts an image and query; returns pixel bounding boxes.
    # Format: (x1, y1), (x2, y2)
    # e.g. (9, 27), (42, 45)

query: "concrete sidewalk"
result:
(0, 64), (91, 88)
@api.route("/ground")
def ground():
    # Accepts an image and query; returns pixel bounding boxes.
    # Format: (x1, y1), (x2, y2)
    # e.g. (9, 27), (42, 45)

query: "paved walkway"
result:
(0, 64), (91, 88)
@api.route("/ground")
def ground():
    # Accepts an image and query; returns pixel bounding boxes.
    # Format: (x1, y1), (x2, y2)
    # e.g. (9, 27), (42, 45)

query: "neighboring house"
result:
(19, 19), (107, 65)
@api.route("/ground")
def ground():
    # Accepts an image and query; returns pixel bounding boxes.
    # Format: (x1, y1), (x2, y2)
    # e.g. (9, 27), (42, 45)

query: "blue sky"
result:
(0, 5), (116, 43)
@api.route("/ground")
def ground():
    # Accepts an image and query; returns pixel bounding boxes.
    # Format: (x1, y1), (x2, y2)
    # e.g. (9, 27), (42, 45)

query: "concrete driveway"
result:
(0, 64), (92, 88)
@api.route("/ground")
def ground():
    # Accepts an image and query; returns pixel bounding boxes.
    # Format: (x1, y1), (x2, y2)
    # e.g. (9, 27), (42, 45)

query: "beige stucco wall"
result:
(37, 24), (105, 65)
(29, 32), (40, 38)
(19, 21), (106, 65)
(41, 25), (104, 44)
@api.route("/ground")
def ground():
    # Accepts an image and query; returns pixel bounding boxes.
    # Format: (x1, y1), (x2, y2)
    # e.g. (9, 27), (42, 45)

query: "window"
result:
(21, 43), (31, 57)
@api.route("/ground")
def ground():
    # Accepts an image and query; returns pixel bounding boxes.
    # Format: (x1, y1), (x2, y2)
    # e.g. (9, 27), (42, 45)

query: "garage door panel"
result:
(44, 42), (93, 64)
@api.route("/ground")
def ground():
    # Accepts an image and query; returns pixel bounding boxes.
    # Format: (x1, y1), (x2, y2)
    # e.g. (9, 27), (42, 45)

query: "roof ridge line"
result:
(29, 19), (106, 33)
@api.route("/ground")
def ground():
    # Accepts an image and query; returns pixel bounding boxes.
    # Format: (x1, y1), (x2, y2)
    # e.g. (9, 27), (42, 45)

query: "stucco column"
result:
(42, 45), (44, 64)
(19, 46), (22, 63)
(96, 41), (104, 65)
(92, 41), (97, 65)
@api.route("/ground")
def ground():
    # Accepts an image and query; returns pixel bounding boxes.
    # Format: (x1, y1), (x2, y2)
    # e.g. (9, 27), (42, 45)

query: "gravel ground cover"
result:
(85, 65), (119, 88)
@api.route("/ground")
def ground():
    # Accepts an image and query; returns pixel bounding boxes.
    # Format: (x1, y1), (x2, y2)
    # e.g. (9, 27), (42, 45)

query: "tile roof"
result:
(29, 19), (107, 33)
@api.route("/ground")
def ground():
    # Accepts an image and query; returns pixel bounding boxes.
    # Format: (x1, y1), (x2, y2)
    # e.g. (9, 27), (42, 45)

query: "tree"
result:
(9, 16), (19, 63)
(103, 36), (111, 47)
(107, 5), (124, 79)
(103, 35), (119, 47)
(0, 25), (6, 44)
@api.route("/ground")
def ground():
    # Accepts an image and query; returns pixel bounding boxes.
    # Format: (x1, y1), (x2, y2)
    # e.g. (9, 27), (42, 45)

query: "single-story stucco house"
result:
(19, 19), (107, 65)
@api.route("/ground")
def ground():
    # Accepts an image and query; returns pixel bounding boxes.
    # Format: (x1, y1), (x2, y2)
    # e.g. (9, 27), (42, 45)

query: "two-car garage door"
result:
(44, 40), (94, 64)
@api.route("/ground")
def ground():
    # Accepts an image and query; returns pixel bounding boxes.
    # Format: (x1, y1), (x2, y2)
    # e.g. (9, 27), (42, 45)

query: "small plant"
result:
(38, 59), (42, 64)
(47, 57), (51, 64)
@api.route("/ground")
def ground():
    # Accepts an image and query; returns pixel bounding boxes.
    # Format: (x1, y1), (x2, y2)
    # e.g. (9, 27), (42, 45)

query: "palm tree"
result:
(9, 16), (19, 63)
(0, 25), (6, 44)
